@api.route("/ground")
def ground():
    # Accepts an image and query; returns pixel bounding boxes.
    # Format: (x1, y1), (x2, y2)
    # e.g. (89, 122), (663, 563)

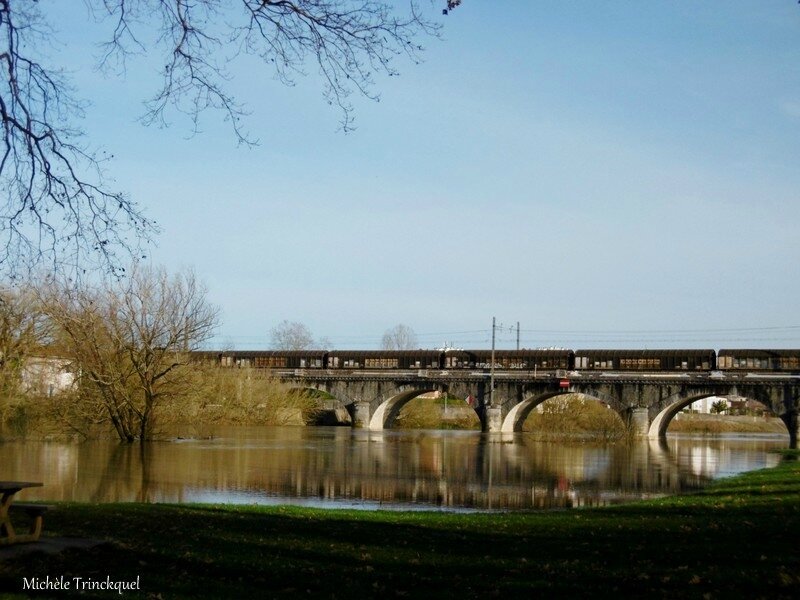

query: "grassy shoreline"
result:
(667, 414), (787, 434)
(1, 453), (799, 598)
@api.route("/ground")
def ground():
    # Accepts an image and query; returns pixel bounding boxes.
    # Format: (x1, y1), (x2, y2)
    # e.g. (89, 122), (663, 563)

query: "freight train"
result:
(191, 348), (800, 373)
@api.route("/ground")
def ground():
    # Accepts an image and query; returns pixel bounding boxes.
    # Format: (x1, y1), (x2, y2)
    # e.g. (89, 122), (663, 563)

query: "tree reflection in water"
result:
(0, 427), (787, 511)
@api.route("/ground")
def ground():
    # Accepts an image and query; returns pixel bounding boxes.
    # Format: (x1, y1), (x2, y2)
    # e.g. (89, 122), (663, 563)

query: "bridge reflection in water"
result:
(0, 427), (787, 511)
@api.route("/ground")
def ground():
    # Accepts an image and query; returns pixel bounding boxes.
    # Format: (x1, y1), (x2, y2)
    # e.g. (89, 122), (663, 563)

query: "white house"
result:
(20, 356), (76, 397)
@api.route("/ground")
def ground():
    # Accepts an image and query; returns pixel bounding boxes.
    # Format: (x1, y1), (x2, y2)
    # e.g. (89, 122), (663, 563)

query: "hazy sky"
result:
(45, 1), (800, 350)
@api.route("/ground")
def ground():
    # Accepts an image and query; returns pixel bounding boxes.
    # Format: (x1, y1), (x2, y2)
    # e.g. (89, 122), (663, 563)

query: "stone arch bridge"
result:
(280, 369), (799, 447)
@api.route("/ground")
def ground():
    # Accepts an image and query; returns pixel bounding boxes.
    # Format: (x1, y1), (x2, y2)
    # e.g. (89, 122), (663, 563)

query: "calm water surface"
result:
(0, 427), (789, 511)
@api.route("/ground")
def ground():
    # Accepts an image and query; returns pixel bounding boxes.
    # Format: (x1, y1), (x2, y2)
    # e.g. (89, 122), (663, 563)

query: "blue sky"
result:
(44, 1), (800, 350)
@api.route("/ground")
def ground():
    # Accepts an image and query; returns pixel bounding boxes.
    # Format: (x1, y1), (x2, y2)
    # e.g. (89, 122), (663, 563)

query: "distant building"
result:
(684, 397), (723, 414)
(683, 395), (770, 416)
(20, 356), (76, 397)
(726, 397), (769, 416)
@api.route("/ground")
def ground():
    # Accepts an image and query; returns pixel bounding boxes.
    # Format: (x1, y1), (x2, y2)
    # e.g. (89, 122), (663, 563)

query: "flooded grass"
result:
(1, 457), (798, 598)
(668, 414), (787, 434)
(394, 396), (481, 430)
(523, 395), (627, 442)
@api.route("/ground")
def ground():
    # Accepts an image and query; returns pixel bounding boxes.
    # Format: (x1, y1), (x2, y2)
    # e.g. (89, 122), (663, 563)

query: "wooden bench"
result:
(9, 504), (54, 542)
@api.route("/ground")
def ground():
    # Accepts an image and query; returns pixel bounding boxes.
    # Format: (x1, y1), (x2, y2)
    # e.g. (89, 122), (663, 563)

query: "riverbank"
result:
(668, 413), (787, 434)
(1, 453), (798, 598)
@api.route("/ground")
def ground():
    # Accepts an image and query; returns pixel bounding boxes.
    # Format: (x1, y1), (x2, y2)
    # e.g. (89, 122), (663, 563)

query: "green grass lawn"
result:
(1, 453), (799, 598)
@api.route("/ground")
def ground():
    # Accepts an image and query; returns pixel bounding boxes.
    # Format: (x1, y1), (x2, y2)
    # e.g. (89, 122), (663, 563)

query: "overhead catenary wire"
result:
(519, 325), (800, 334)
(211, 324), (800, 350)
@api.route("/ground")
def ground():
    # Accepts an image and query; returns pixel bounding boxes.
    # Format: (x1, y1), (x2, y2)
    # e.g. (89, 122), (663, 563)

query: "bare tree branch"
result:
(0, 1), (156, 280)
(0, 1), (443, 278)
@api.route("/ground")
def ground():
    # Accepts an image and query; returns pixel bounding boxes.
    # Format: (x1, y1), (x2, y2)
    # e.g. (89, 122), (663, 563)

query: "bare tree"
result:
(270, 320), (314, 351)
(40, 265), (218, 441)
(0, 1), (443, 278)
(381, 323), (418, 350)
(0, 286), (49, 418)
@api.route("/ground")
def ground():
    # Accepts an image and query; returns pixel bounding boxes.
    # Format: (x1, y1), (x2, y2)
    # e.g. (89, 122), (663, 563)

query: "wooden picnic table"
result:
(0, 481), (46, 545)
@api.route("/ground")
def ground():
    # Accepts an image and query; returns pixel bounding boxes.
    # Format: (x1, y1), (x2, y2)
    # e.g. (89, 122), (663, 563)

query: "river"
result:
(0, 427), (789, 511)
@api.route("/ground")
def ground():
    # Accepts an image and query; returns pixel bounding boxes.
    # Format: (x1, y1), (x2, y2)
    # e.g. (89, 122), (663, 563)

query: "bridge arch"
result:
(284, 385), (353, 426)
(367, 384), (481, 430)
(503, 391), (563, 433)
(647, 393), (791, 440)
(501, 390), (623, 433)
(369, 388), (437, 430)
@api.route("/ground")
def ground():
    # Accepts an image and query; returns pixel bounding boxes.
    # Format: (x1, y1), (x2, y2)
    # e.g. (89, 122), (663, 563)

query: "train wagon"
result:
(573, 349), (715, 371)
(207, 350), (328, 369)
(326, 350), (442, 370)
(189, 350), (223, 365)
(717, 349), (800, 371)
(444, 349), (573, 370)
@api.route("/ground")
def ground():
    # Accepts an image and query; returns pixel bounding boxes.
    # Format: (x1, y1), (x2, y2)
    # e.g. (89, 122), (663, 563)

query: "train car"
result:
(444, 349), (573, 370)
(442, 350), (472, 369)
(326, 350), (442, 370)
(189, 350), (224, 364)
(208, 350), (328, 369)
(717, 349), (800, 371)
(573, 349), (715, 371)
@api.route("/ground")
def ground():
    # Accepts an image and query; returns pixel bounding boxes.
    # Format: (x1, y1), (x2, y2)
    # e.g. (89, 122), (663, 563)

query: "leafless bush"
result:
(524, 394), (626, 442)
(174, 364), (318, 427)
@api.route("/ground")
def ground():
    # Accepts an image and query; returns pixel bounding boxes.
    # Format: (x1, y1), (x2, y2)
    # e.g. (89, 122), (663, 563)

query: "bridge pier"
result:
(353, 401), (371, 429)
(484, 407), (503, 433)
(629, 407), (650, 438)
(781, 411), (798, 449)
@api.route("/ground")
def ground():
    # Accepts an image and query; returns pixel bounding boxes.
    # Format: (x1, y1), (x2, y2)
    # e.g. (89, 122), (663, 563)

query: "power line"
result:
(520, 325), (800, 334)
(211, 323), (800, 350)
